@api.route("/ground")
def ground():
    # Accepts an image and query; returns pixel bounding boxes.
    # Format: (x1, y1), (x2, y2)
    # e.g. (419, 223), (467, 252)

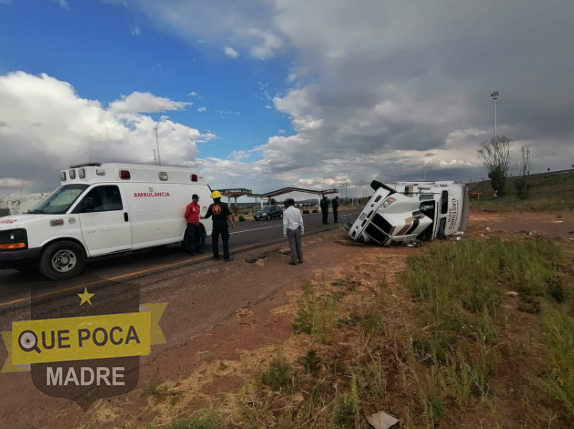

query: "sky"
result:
(1, 0), (573, 201)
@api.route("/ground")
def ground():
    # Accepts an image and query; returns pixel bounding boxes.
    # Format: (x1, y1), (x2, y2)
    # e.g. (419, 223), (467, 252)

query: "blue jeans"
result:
(186, 223), (201, 253)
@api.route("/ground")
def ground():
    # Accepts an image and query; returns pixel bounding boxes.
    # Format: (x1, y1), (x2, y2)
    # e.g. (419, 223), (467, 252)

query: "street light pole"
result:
(490, 91), (499, 139)
(154, 124), (161, 165)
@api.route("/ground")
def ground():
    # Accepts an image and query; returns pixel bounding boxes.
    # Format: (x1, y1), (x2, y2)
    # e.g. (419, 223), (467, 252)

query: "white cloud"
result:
(224, 46), (239, 59)
(0, 71), (215, 196)
(245, 28), (283, 60)
(278, 130), (285, 134)
(228, 150), (252, 161)
(0, 0), (12, 5)
(198, 107), (207, 112)
(265, 105), (272, 109)
(132, 27), (143, 36)
(108, 92), (192, 114)
(188, 91), (197, 96)
(114, 0), (574, 190)
(50, 0), (70, 10)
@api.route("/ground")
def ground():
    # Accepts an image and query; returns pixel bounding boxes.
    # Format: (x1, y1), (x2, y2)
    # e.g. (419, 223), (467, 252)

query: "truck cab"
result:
(0, 162), (214, 280)
(345, 180), (470, 245)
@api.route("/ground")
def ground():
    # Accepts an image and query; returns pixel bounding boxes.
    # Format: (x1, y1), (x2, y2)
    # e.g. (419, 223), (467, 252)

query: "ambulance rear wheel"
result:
(181, 227), (206, 252)
(39, 241), (85, 280)
(198, 227), (206, 250)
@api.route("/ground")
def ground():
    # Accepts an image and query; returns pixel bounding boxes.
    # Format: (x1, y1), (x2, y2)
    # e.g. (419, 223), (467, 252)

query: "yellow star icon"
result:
(78, 287), (95, 306)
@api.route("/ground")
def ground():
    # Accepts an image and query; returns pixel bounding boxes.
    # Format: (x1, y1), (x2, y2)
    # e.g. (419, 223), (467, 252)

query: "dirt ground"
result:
(0, 209), (573, 429)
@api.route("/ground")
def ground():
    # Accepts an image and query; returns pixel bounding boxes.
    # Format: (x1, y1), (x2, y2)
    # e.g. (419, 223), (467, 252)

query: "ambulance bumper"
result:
(0, 248), (42, 269)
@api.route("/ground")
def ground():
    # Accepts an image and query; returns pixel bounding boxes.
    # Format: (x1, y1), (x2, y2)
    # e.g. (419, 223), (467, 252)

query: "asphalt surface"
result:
(0, 209), (361, 311)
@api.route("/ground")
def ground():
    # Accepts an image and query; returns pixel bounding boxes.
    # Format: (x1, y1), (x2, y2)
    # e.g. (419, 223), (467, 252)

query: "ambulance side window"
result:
(77, 185), (123, 213)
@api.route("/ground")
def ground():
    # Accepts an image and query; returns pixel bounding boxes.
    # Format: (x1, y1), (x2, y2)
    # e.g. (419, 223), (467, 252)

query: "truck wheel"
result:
(39, 241), (85, 280)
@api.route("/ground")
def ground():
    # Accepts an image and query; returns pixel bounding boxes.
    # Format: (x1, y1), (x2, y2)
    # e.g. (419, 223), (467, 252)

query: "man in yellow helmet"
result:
(201, 190), (235, 260)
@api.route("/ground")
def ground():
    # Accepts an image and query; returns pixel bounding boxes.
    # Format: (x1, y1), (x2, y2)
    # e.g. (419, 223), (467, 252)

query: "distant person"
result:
(332, 196), (339, 223)
(201, 191), (235, 261)
(184, 193), (204, 255)
(283, 198), (304, 265)
(320, 193), (330, 225)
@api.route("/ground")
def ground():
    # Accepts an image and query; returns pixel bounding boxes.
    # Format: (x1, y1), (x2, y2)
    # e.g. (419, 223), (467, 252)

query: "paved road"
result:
(0, 209), (361, 311)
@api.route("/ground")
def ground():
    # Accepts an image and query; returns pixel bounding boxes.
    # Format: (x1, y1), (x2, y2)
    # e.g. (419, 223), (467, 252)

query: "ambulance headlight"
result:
(0, 229), (28, 250)
(381, 197), (396, 208)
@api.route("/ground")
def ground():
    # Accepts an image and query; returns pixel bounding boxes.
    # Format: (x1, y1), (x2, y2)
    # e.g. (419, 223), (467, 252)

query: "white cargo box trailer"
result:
(344, 180), (470, 245)
(0, 162), (214, 280)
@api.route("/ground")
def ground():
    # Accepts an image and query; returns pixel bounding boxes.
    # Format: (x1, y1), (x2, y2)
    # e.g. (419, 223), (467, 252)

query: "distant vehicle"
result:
(254, 205), (284, 221)
(0, 162), (214, 280)
(344, 180), (470, 245)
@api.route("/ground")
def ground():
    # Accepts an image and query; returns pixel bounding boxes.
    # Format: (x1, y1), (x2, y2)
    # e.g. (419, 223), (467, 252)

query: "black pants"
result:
(321, 209), (328, 224)
(186, 223), (201, 253)
(333, 208), (338, 223)
(212, 223), (230, 259)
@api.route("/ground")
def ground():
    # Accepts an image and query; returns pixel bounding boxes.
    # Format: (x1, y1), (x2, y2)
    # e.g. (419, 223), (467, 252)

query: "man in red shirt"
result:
(184, 194), (204, 254)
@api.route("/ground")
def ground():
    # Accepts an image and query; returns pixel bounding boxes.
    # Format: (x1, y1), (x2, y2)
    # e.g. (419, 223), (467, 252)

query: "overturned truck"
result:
(344, 180), (470, 245)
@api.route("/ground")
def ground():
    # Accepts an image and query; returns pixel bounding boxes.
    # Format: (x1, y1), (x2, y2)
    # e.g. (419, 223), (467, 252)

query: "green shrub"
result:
(312, 209), (319, 213)
(238, 215), (245, 222)
(261, 359), (296, 394)
(515, 178), (531, 200)
(303, 210), (310, 214)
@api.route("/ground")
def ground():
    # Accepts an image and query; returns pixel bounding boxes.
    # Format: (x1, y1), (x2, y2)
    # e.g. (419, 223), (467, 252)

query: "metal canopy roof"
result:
(215, 186), (338, 198)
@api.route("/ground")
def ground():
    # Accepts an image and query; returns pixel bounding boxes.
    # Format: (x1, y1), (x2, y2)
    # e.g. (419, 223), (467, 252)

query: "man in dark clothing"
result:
(184, 194), (204, 254)
(319, 193), (330, 225)
(201, 191), (235, 260)
(332, 196), (339, 223)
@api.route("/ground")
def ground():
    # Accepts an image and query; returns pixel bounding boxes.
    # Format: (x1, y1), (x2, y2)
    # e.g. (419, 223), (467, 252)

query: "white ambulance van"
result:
(0, 163), (214, 280)
(344, 179), (470, 245)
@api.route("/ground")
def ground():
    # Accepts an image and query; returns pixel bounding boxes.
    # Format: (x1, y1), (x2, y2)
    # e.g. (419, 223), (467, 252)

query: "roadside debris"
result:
(506, 291), (519, 297)
(246, 254), (268, 263)
(345, 179), (470, 246)
(366, 411), (399, 429)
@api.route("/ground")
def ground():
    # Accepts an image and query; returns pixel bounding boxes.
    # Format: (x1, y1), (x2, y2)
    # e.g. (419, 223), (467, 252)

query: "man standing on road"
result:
(332, 196), (340, 223)
(201, 190), (235, 261)
(320, 193), (330, 225)
(283, 198), (304, 265)
(184, 194), (204, 254)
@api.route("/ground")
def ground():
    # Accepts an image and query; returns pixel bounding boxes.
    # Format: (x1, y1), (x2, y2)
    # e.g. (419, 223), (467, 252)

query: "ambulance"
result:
(0, 163), (214, 280)
(344, 179), (470, 245)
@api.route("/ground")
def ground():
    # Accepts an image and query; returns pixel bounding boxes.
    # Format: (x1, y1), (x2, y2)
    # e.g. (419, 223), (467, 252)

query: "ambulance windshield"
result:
(29, 184), (89, 215)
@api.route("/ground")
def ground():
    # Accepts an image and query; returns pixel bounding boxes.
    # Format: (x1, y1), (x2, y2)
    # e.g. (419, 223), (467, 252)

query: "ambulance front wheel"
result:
(39, 241), (86, 280)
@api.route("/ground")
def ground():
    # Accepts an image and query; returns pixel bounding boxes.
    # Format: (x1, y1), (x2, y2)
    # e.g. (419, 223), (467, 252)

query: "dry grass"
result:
(81, 234), (574, 429)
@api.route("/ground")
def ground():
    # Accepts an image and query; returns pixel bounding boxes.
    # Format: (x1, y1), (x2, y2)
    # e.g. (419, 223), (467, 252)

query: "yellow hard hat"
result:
(211, 190), (222, 199)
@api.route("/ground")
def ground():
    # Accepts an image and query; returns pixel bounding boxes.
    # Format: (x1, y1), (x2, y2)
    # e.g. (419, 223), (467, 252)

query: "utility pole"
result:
(154, 124), (161, 165)
(153, 150), (157, 165)
(490, 91), (499, 139)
